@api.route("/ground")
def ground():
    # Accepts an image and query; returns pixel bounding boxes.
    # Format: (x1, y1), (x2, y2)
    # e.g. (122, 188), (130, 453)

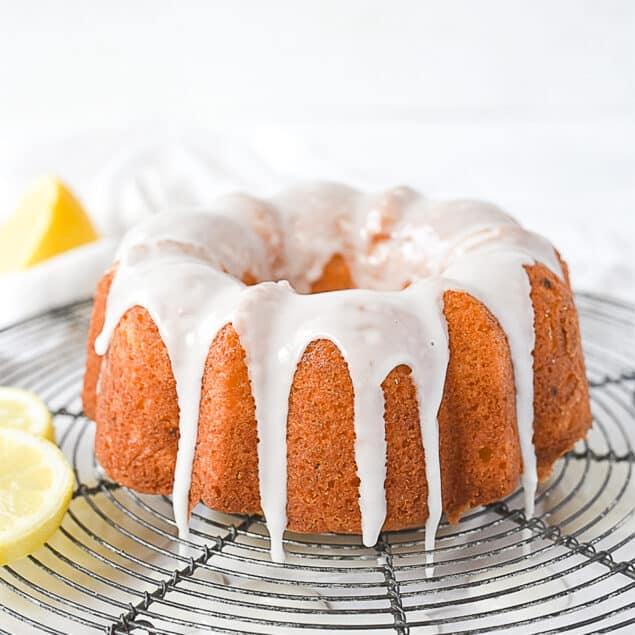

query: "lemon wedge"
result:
(0, 387), (54, 442)
(0, 176), (98, 274)
(0, 428), (74, 565)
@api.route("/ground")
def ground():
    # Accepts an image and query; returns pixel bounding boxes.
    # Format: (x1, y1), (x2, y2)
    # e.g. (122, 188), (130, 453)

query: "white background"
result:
(0, 0), (633, 299)
(0, 4), (633, 631)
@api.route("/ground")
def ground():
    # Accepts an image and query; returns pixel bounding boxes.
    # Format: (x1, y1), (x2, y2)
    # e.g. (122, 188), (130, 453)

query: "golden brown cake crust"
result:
(82, 267), (115, 421)
(189, 324), (261, 515)
(527, 261), (591, 479)
(83, 251), (592, 535)
(94, 304), (178, 495)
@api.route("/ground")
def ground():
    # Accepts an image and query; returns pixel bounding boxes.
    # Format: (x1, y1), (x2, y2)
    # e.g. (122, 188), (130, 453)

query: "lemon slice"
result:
(0, 176), (98, 274)
(0, 387), (54, 442)
(0, 428), (74, 565)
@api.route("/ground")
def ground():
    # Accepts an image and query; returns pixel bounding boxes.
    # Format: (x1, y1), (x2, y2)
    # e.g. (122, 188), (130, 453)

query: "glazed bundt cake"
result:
(82, 183), (591, 561)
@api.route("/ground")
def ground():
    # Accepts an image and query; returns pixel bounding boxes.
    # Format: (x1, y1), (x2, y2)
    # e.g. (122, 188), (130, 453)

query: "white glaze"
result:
(94, 182), (563, 563)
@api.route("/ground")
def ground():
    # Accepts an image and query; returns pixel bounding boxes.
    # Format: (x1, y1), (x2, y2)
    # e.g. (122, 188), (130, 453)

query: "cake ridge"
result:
(91, 183), (572, 563)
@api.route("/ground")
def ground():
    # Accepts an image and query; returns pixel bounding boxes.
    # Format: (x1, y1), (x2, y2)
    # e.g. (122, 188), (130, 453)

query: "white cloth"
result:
(0, 240), (117, 330)
(0, 127), (633, 328)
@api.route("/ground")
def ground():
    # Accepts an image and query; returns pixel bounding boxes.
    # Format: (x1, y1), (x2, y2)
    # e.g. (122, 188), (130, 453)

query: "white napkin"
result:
(1, 127), (632, 330)
(0, 133), (279, 329)
(0, 239), (118, 330)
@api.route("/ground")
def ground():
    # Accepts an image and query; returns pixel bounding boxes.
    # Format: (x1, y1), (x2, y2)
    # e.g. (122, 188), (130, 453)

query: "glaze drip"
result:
(94, 183), (563, 562)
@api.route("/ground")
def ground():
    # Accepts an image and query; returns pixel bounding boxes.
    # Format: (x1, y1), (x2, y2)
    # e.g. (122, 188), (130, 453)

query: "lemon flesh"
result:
(0, 428), (73, 566)
(0, 176), (98, 274)
(0, 387), (54, 441)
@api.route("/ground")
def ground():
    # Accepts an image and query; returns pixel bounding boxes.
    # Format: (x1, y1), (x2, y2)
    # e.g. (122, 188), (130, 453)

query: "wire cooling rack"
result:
(0, 294), (634, 635)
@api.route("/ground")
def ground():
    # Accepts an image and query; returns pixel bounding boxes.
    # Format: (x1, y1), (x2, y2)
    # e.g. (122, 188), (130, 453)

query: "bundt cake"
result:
(82, 183), (592, 562)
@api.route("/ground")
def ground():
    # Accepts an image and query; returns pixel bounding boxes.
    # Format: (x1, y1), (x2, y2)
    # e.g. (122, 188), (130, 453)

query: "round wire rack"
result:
(0, 294), (634, 635)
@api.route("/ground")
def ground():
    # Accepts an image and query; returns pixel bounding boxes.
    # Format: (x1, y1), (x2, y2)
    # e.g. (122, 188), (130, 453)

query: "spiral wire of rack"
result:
(0, 293), (634, 634)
